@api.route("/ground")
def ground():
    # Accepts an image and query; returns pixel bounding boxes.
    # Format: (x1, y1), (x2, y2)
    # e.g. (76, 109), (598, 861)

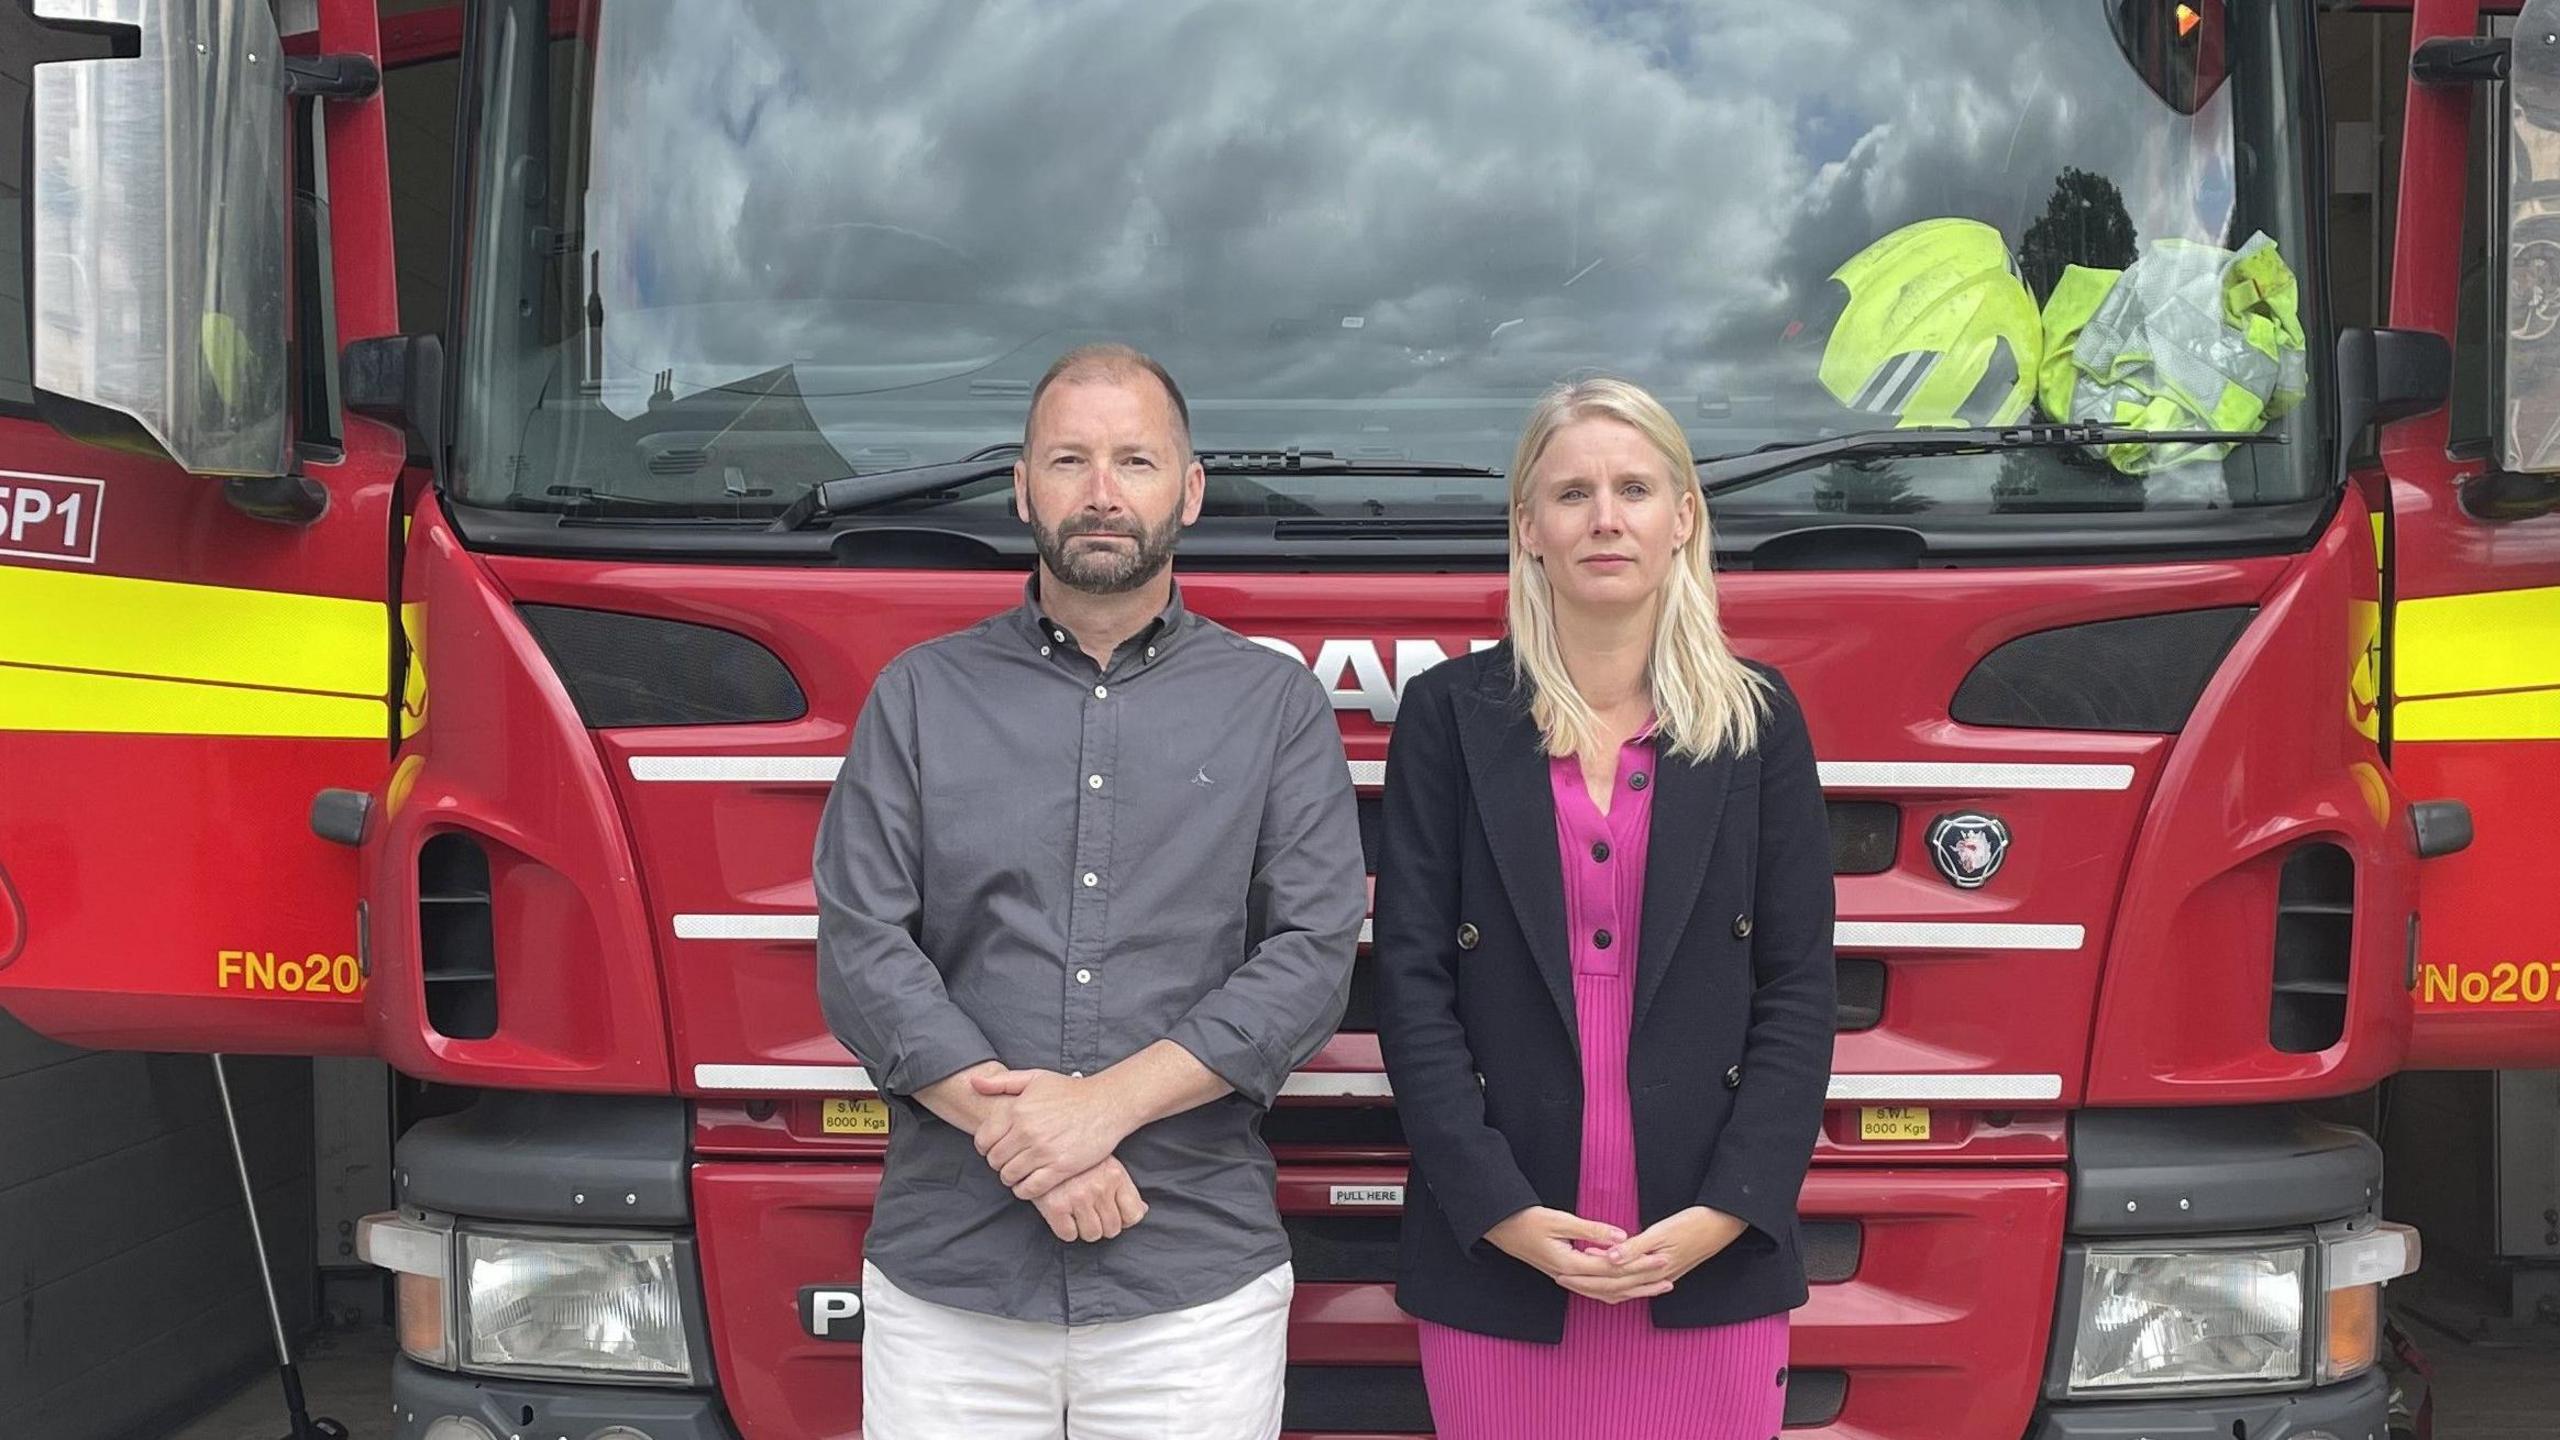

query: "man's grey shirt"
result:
(815, 582), (1365, 1325)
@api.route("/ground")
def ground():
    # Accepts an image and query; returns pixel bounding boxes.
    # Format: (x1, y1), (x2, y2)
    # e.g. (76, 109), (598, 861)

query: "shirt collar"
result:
(1013, 574), (1191, 663)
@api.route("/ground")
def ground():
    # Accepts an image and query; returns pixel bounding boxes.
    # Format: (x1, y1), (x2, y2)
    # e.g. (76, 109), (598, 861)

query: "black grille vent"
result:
(419, 833), (497, 1040)
(1802, 1220), (1864, 1283)
(646, 446), (710, 475)
(1342, 956), (1378, 1032)
(1836, 959), (1886, 1032)
(2270, 843), (2354, 1053)
(1787, 1368), (1850, 1426)
(1280, 1364), (1849, 1431)
(1284, 1213), (1400, 1284)
(1953, 606), (2254, 733)
(1263, 1105), (1405, 1151)
(518, 604), (805, 729)
(1829, 801), (1899, 874)
(1357, 794), (1384, 873)
(1282, 1367), (1436, 1433)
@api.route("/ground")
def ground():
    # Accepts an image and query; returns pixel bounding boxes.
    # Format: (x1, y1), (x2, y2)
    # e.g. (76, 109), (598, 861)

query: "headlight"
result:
(463, 1232), (698, 1382)
(2068, 1244), (2309, 1395)
(359, 1212), (704, 1385)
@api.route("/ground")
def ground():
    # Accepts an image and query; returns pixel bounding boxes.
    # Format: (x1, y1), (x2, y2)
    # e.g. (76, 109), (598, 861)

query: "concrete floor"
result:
(162, 1327), (400, 1440)
(167, 1305), (2555, 1440)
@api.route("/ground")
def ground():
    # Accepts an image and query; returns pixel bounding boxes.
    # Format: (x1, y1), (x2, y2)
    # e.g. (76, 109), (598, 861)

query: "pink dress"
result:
(1415, 737), (1790, 1440)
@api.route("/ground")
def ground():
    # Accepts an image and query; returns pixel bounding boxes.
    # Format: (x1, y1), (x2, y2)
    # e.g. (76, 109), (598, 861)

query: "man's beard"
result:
(1033, 507), (1183, 595)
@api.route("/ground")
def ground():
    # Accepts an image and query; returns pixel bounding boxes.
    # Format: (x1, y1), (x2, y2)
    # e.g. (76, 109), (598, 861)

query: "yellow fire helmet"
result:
(1817, 218), (2044, 428)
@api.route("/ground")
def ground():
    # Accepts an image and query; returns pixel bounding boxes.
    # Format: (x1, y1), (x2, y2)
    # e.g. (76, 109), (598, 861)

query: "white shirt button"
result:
(1075, 969), (1093, 985)
(1070, 1070), (1085, 1078)
(1088, 774), (1103, 790)
(1146, 646), (1157, 659)
(1082, 872), (1098, 887)
(1039, 645), (1050, 656)
(1094, 684), (1108, 699)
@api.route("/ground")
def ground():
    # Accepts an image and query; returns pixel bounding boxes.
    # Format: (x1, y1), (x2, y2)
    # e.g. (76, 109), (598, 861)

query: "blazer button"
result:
(1733, 913), (1754, 939)
(1456, 922), (1480, 950)
(1724, 1065), (1743, 1090)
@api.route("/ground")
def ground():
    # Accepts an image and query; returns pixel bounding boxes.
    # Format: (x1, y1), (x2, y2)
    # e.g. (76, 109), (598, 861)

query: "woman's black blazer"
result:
(1372, 642), (1836, 1342)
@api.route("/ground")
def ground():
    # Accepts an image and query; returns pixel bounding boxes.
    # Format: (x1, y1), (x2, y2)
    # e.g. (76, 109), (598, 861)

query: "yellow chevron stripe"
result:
(2396, 584), (2560, 698)
(0, 564), (385, 697)
(0, 663), (384, 738)
(2395, 688), (2560, 744)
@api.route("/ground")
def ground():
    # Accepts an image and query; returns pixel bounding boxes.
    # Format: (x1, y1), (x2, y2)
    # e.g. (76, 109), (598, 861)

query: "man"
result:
(815, 344), (1365, 1439)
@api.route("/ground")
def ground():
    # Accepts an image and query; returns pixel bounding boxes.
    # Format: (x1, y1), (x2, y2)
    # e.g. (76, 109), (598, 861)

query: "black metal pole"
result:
(211, 1053), (343, 1440)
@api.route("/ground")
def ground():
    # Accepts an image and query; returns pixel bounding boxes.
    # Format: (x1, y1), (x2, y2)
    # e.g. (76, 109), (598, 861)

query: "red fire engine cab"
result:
(3, 2), (2555, 1437)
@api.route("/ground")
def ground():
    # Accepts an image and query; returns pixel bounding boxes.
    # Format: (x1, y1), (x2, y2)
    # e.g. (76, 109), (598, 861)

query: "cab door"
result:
(0, 0), (405, 1053)
(2362, 0), (2560, 1067)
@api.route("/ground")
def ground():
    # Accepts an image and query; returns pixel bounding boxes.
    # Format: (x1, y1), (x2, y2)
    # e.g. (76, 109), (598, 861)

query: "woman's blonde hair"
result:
(1507, 376), (1768, 761)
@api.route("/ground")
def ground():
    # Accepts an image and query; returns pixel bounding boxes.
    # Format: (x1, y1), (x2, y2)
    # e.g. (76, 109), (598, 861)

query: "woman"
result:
(1373, 378), (1836, 1439)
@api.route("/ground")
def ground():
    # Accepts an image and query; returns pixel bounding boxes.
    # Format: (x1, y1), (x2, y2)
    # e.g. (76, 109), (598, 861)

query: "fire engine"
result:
(4, 2), (2555, 1437)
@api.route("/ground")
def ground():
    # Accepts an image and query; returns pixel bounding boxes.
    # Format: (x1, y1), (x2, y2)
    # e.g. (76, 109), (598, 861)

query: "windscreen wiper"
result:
(772, 446), (1500, 530)
(1695, 423), (2286, 498)
(1189, 448), (1501, 477)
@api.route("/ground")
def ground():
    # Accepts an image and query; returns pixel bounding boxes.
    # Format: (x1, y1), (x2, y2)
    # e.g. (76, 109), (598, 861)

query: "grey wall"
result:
(0, 1015), (315, 1440)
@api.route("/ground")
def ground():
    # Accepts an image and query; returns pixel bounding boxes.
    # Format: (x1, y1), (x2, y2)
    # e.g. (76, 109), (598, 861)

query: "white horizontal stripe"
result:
(638, 755), (2130, 792)
(636, 754), (1391, 787)
(1281, 1072), (1395, 1098)
(1818, 761), (2135, 792)
(632, 755), (843, 783)
(1835, 920), (2084, 951)
(677, 913), (2081, 952)
(1826, 1072), (2064, 1103)
(692, 1062), (2062, 1105)
(673, 913), (821, 941)
(696, 1063), (873, 1091)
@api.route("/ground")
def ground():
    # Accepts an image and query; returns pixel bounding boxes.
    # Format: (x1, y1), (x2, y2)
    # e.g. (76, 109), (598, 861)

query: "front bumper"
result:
(2033, 1369), (2390, 1440)
(389, 1357), (742, 1440)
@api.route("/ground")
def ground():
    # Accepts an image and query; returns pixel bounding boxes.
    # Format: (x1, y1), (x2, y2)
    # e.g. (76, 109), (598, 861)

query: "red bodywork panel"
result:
(361, 502), (673, 1090)
(376, 501), (2385, 1439)
(0, 0), (405, 1054)
(2387, 0), (2560, 1067)
(2088, 489), (2418, 1100)
(446, 539), (2413, 1109)
(695, 1158), (2068, 1440)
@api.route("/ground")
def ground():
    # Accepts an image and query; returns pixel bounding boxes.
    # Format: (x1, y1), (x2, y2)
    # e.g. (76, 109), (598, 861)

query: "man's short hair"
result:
(1025, 343), (1193, 456)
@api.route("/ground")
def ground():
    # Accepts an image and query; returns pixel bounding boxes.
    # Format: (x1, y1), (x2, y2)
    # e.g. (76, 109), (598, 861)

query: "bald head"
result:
(1024, 343), (1193, 459)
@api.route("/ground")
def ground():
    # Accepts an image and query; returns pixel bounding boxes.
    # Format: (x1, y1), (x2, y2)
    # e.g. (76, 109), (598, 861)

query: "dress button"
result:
(1733, 913), (1753, 939)
(1070, 1070), (1085, 1079)
(1082, 872), (1099, 887)
(1628, 771), (1649, 791)
(1591, 840), (1611, 863)
(1593, 929), (1613, 950)
(1094, 684), (1108, 699)
(1724, 1065), (1743, 1090)
(1076, 969), (1093, 985)
(1456, 923), (1480, 950)
(1088, 774), (1103, 790)
(1039, 644), (1051, 656)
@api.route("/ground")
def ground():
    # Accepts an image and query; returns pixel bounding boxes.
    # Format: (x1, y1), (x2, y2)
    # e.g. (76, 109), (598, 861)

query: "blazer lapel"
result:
(1450, 665), (1580, 1055)
(1633, 741), (1733, 1031)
